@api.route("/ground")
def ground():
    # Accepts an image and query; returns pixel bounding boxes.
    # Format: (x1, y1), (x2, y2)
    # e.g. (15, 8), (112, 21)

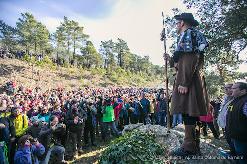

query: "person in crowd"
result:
(14, 135), (45, 164)
(37, 105), (51, 123)
(95, 96), (103, 137)
(113, 96), (122, 129)
(172, 113), (182, 128)
(199, 102), (219, 139)
(119, 97), (130, 129)
(225, 82), (247, 164)
(84, 100), (97, 147)
(0, 99), (15, 163)
(102, 98), (121, 141)
(26, 116), (44, 139)
(211, 98), (221, 137)
(129, 97), (142, 124)
(140, 93), (151, 124)
(9, 106), (29, 163)
(51, 102), (63, 121)
(157, 92), (167, 127)
(218, 83), (233, 132)
(65, 99), (86, 158)
(218, 83), (235, 155)
(149, 97), (156, 125)
(39, 115), (67, 164)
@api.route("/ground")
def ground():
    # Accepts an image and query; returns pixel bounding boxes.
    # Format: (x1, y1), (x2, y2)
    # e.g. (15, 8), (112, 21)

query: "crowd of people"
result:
(0, 49), (25, 59)
(0, 82), (178, 164)
(0, 48), (44, 62)
(1, 80), (246, 164)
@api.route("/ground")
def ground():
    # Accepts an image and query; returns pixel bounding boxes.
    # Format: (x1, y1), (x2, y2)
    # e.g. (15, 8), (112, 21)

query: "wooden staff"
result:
(161, 12), (171, 131)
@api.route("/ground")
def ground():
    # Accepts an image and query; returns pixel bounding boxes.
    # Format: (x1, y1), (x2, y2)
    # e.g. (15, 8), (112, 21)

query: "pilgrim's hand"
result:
(163, 53), (170, 61)
(74, 116), (79, 124)
(178, 85), (188, 94)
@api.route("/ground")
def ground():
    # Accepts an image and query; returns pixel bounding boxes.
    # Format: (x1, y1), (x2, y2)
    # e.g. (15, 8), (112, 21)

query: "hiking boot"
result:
(170, 125), (200, 157)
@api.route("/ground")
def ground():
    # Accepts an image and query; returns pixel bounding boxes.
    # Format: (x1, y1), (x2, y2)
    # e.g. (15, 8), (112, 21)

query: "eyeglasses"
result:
(176, 21), (182, 25)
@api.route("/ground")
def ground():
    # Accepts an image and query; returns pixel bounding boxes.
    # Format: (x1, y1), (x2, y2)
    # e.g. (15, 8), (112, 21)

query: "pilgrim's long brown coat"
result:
(170, 53), (208, 117)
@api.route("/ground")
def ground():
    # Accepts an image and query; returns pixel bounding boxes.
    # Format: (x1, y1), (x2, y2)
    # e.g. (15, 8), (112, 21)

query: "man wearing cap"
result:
(163, 13), (208, 156)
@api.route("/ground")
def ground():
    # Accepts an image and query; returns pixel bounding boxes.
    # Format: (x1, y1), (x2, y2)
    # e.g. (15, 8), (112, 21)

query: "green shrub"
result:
(90, 67), (106, 76)
(99, 130), (164, 164)
(23, 54), (35, 63)
(43, 56), (54, 66)
(23, 54), (30, 62)
(108, 71), (118, 83)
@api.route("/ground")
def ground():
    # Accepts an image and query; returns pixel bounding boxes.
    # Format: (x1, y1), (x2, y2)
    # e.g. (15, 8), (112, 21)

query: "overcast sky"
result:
(0, 0), (246, 72)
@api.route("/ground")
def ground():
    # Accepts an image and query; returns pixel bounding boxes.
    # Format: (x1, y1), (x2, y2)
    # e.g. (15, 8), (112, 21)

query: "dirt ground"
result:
(67, 135), (111, 164)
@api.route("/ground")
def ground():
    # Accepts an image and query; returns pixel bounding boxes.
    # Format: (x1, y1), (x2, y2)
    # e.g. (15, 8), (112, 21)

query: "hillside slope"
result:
(0, 58), (162, 91)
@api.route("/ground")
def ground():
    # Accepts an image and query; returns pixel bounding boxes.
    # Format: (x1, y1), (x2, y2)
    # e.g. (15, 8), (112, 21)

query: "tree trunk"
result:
(217, 64), (225, 84)
(34, 41), (37, 55)
(73, 39), (76, 66)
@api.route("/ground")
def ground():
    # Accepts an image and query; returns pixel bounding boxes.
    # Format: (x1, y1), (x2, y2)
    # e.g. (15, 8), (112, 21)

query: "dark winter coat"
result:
(170, 53), (208, 117)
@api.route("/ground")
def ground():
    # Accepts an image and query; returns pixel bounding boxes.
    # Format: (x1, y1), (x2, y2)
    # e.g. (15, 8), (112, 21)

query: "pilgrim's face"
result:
(176, 20), (183, 34)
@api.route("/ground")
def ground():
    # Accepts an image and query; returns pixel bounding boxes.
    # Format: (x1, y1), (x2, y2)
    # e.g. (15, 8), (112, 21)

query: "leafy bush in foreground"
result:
(99, 130), (164, 164)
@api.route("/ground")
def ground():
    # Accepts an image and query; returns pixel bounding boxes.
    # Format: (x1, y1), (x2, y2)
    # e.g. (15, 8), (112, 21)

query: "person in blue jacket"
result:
(130, 97), (142, 124)
(14, 135), (45, 164)
(140, 93), (151, 125)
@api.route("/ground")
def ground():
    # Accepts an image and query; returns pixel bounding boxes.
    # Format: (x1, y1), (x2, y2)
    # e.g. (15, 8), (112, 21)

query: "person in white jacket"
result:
(217, 83), (235, 155)
(218, 84), (233, 130)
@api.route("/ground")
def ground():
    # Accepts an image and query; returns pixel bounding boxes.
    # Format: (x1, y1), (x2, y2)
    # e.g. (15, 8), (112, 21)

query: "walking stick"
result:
(161, 12), (171, 131)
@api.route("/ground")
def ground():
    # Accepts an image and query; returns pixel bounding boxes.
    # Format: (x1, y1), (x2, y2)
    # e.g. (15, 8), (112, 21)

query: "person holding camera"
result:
(39, 115), (67, 164)
(65, 99), (86, 157)
(14, 135), (45, 164)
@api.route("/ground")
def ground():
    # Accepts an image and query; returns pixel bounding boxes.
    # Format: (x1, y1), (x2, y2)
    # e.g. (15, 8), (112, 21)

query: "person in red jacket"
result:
(199, 102), (219, 139)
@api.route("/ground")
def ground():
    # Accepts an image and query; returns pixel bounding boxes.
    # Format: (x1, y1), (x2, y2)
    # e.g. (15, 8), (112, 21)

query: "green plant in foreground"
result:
(99, 130), (164, 164)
